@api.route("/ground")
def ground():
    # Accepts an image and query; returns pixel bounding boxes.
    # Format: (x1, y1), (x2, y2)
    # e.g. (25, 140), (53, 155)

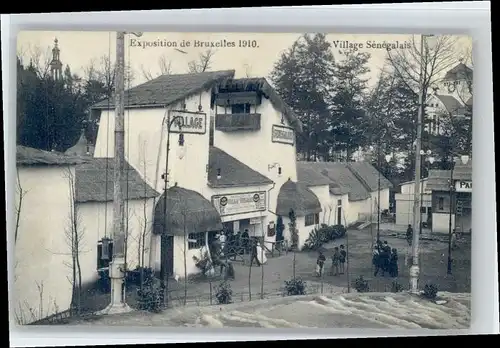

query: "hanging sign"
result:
(271, 125), (295, 145)
(455, 180), (472, 193)
(169, 110), (207, 134)
(212, 192), (266, 217)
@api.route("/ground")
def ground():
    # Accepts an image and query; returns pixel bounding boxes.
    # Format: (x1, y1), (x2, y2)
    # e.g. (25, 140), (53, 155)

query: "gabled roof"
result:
(75, 158), (158, 203)
(17, 145), (85, 166)
(297, 162), (332, 187)
(276, 179), (322, 217)
(347, 162), (393, 191)
(215, 77), (303, 133)
(426, 162), (472, 191)
(301, 162), (371, 201)
(65, 131), (92, 157)
(92, 70), (235, 109)
(443, 63), (473, 81)
(207, 147), (273, 188)
(465, 96), (473, 107)
(435, 95), (464, 115)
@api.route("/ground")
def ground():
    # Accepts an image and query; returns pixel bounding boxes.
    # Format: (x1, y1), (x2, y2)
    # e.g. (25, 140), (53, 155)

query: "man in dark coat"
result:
(406, 224), (413, 246)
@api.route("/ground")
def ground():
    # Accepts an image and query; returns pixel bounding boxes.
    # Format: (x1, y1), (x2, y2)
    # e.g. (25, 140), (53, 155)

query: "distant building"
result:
(426, 161), (472, 234)
(64, 130), (95, 157)
(425, 62), (473, 136)
(395, 178), (432, 227)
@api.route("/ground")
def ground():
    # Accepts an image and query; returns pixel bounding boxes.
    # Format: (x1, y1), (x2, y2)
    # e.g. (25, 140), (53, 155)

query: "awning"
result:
(276, 179), (322, 217)
(153, 186), (223, 236)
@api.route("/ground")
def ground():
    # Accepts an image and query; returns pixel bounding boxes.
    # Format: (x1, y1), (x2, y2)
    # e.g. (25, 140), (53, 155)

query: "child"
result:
(389, 248), (399, 277)
(316, 251), (326, 277)
(330, 247), (340, 276)
(339, 245), (347, 274)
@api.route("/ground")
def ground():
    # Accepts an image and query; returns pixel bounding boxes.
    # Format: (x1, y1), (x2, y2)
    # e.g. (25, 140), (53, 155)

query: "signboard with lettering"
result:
(271, 125), (295, 145)
(212, 192), (266, 217)
(455, 180), (472, 193)
(169, 110), (207, 134)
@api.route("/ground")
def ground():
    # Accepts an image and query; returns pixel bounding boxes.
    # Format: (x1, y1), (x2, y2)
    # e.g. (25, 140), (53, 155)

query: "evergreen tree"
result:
(328, 49), (371, 161)
(270, 34), (335, 160)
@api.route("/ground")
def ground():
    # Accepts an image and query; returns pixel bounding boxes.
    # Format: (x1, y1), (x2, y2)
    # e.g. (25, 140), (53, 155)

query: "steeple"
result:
(50, 38), (63, 80)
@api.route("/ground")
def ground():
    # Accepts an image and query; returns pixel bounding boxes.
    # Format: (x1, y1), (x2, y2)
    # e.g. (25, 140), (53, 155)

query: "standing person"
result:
(241, 229), (250, 254)
(219, 230), (226, 256)
(316, 251), (326, 277)
(330, 247), (340, 276)
(406, 224), (413, 246)
(249, 238), (261, 267)
(451, 229), (458, 250)
(389, 248), (399, 277)
(339, 245), (347, 275)
(382, 241), (391, 275)
(373, 242), (382, 276)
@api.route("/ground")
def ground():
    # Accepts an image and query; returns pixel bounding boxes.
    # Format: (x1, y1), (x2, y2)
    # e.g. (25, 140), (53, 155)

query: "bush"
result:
(96, 269), (111, 293)
(126, 266), (154, 286)
(302, 228), (324, 251)
(330, 224), (346, 239)
(353, 276), (370, 293)
(391, 281), (403, 293)
(136, 277), (163, 312)
(284, 278), (307, 296)
(215, 281), (233, 304)
(422, 284), (439, 300)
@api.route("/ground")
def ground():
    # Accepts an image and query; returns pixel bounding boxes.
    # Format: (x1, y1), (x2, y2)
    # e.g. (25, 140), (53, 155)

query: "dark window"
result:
(97, 239), (114, 270)
(209, 116), (215, 146)
(337, 199), (342, 206)
(231, 103), (251, 114)
(305, 213), (319, 227)
(427, 207), (432, 213)
(438, 197), (444, 210)
(188, 232), (206, 250)
(420, 206), (427, 213)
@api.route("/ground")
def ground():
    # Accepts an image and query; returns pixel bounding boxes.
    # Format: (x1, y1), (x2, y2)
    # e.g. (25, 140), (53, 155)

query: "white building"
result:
(90, 71), (307, 278)
(425, 62), (473, 136)
(13, 146), (84, 324)
(297, 161), (392, 228)
(395, 178), (432, 227)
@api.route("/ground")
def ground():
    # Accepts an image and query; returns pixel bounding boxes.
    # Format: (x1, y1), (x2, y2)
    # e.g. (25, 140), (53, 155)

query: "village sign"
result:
(169, 109), (207, 134)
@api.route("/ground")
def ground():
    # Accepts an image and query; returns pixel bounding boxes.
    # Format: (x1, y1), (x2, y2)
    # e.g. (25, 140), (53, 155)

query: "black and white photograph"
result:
(12, 30), (473, 329)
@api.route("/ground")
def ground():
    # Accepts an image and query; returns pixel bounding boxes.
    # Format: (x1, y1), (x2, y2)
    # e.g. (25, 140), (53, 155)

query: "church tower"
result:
(49, 38), (63, 80)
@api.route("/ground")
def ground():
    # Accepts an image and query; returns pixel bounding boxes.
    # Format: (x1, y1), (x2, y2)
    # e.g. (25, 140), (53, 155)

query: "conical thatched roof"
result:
(153, 186), (222, 236)
(276, 179), (322, 217)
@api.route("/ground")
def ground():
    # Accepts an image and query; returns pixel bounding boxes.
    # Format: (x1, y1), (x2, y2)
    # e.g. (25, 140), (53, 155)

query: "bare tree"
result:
(386, 35), (460, 98)
(17, 44), (52, 79)
(243, 64), (253, 78)
(83, 55), (136, 94)
(187, 49), (216, 73)
(140, 54), (173, 81)
(15, 168), (28, 245)
(63, 167), (85, 315)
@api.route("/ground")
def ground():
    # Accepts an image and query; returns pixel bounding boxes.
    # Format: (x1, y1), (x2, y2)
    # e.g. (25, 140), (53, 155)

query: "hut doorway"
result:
(165, 235), (174, 276)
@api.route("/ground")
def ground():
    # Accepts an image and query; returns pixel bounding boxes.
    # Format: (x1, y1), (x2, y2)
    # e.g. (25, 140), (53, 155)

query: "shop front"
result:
(454, 179), (472, 233)
(212, 191), (269, 239)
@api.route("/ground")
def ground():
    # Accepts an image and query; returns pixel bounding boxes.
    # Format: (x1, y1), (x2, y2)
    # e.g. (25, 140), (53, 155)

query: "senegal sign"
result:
(169, 110), (207, 134)
(455, 180), (472, 193)
(271, 124), (295, 145)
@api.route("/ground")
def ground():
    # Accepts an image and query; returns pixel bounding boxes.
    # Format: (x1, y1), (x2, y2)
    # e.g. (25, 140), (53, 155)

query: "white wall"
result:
(308, 185), (330, 225)
(213, 97), (298, 221)
(94, 92), (212, 194)
(432, 213), (456, 234)
(370, 188), (390, 212)
(395, 193), (432, 226)
(76, 198), (156, 285)
(14, 166), (74, 324)
(281, 216), (309, 251)
(401, 180), (431, 195)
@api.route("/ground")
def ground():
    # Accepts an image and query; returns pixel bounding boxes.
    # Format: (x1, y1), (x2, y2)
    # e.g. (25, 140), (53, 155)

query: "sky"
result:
(17, 31), (472, 88)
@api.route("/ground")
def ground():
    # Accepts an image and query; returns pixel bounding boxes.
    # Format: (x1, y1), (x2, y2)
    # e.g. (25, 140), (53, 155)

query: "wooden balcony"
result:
(215, 113), (261, 132)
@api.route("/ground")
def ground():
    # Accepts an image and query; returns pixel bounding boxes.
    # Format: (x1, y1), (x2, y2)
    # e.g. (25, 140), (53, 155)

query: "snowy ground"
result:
(69, 292), (470, 329)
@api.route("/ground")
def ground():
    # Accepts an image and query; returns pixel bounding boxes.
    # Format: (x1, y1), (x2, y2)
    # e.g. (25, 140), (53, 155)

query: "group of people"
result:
(372, 240), (399, 277)
(315, 245), (347, 277)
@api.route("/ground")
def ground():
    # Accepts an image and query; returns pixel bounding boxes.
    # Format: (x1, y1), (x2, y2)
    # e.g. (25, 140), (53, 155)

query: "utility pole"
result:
(409, 34), (427, 294)
(101, 31), (130, 314)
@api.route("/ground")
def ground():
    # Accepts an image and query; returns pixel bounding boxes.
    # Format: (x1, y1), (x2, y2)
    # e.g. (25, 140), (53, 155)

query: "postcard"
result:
(13, 31), (472, 329)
